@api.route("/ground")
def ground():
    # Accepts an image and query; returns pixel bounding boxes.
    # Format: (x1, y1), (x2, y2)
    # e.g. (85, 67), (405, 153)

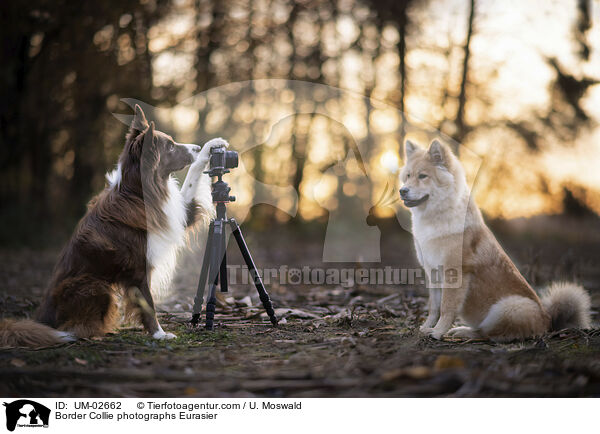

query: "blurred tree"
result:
(367, 0), (414, 150)
(453, 0), (475, 152)
(562, 186), (596, 218)
(0, 0), (166, 244)
(547, 57), (599, 124)
(575, 0), (592, 61)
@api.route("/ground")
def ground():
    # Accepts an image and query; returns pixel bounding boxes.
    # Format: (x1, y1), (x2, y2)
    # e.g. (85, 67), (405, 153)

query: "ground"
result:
(1, 215), (600, 397)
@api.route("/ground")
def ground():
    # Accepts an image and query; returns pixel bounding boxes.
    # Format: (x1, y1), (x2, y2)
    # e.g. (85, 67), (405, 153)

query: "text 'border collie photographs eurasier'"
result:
(0, 105), (228, 346)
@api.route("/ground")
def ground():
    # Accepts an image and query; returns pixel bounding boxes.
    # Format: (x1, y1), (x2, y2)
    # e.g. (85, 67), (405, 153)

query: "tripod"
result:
(190, 173), (278, 330)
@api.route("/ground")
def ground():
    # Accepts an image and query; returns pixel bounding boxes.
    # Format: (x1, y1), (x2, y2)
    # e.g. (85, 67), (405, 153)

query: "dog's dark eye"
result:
(418, 174), (427, 179)
(168, 142), (175, 152)
(406, 174), (410, 179)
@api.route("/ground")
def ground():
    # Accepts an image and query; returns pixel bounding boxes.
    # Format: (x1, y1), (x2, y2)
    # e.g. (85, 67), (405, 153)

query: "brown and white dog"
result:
(0, 105), (226, 347)
(400, 139), (591, 341)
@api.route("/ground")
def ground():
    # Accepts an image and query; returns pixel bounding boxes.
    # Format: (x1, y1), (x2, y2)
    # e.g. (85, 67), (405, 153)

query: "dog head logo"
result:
(3, 400), (50, 431)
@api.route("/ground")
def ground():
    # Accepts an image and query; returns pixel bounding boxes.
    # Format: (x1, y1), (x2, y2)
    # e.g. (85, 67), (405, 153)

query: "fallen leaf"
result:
(184, 387), (197, 395)
(380, 369), (403, 382)
(261, 308), (321, 320)
(74, 357), (88, 366)
(237, 296), (253, 307)
(433, 355), (465, 371)
(380, 366), (431, 382)
(10, 358), (26, 368)
(404, 366), (432, 379)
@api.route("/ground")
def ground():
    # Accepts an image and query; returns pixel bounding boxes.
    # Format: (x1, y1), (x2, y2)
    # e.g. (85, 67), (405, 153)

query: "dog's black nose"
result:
(399, 187), (409, 198)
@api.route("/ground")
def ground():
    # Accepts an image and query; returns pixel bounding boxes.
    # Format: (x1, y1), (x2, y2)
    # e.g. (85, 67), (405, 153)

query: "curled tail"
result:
(0, 319), (74, 349)
(541, 282), (592, 331)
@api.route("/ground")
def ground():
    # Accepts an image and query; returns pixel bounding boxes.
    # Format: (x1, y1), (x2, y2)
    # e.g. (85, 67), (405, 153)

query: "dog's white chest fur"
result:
(147, 176), (187, 300)
(410, 194), (472, 270)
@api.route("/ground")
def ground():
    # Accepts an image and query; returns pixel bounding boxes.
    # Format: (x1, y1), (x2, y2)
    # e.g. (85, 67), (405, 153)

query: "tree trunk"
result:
(454, 0), (476, 153)
(397, 1), (409, 154)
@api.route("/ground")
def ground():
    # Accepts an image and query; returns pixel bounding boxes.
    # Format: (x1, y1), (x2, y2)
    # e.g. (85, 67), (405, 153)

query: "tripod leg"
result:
(229, 219), (278, 326)
(220, 233), (228, 293)
(205, 220), (224, 330)
(191, 222), (214, 326)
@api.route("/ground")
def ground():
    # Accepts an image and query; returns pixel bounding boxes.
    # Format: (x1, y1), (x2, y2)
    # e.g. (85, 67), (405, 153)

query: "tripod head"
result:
(211, 175), (236, 204)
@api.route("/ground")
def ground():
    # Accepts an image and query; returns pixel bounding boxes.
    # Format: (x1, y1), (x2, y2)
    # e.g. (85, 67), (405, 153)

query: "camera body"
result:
(208, 145), (238, 174)
(206, 144), (238, 203)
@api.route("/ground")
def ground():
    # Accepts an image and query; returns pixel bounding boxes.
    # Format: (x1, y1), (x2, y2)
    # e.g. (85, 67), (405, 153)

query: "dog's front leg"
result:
(420, 288), (441, 331)
(416, 244), (441, 332)
(181, 159), (207, 204)
(428, 287), (466, 339)
(128, 282), (176, 340)
(429, 273), (470, 340)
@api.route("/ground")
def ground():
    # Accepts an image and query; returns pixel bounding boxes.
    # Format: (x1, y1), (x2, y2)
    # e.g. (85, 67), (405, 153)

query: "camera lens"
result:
(224, 151), (238, 169)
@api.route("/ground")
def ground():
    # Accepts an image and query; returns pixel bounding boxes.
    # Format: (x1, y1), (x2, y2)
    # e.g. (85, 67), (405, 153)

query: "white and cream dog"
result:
(399, 139), (591, 341)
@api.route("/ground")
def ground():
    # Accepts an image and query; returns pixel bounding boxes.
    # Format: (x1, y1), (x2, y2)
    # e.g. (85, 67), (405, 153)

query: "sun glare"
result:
(379, 150), (400, 174)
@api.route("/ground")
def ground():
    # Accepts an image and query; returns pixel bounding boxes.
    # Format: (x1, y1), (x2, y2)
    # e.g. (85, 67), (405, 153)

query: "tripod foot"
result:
(259, 294), (278, 326)
(205, 293), (217, 330)
(190, 313), (201, 327)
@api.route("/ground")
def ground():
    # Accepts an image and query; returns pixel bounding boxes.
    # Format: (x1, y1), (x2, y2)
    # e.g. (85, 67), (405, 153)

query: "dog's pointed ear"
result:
(404, 140), (418, 159)
(140, 121), (159, 170)
(130, 104), (149, 134)
(428, 140), (447, 166)
(146, 121), (155, 144)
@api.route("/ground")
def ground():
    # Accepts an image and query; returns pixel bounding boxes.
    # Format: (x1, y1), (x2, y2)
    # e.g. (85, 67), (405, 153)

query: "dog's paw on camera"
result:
(197, 137), (230, 163)
(204, 137), (229, 150)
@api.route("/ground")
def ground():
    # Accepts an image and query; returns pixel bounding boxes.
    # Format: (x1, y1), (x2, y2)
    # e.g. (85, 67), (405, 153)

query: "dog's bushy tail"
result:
(0, 319), (74, 348)
(541, 282), (592, 331)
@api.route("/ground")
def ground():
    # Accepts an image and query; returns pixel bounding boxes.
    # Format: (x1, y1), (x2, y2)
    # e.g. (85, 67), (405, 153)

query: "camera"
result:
(206, 144), (238, 203)
(209, 145), (238, 173)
